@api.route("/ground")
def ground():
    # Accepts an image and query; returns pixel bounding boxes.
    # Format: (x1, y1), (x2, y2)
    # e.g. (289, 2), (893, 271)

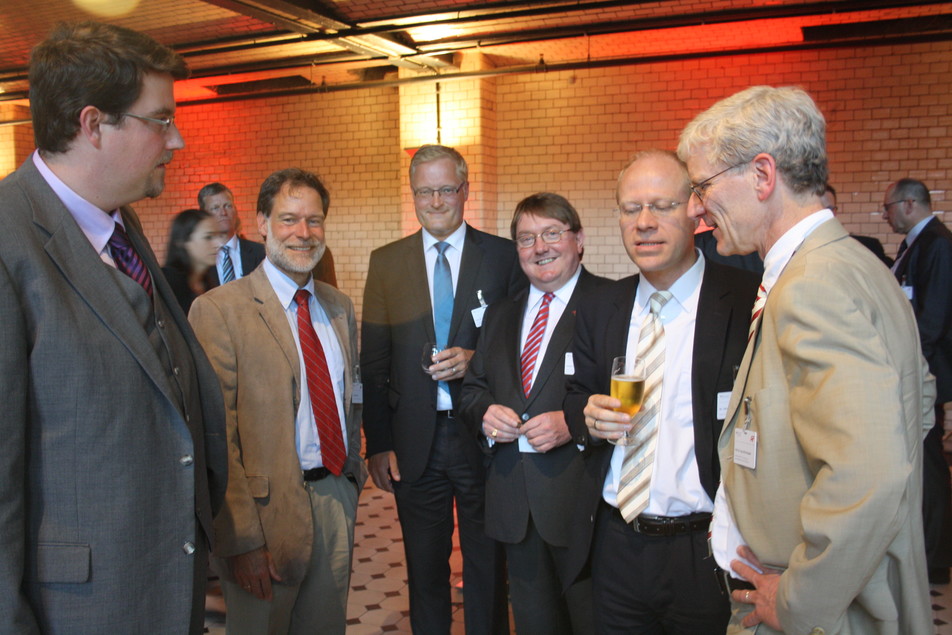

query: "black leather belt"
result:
(302, 467), (333, 481)
(606, 501), (712, 536)
(436, 409), (455, 419)
(631, 512), (712, 536)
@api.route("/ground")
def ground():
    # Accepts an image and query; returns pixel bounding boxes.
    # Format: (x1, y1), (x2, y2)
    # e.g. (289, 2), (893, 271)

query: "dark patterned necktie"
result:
(108, 221), (153, 297)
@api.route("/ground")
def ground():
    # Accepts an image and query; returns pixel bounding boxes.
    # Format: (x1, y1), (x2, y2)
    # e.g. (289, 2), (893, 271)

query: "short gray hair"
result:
(677, 86), (827, 196)
(409, 144), (468, 183)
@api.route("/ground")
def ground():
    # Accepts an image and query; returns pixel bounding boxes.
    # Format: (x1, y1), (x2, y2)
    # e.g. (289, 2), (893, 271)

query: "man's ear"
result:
(750, 153), (777, 202)
(78, 106), (108, 149)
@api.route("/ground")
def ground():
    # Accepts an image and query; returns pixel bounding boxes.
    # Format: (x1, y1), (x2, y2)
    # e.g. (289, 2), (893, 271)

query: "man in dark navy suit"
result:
(361, 145), (522, 634)
(883, 177), (952, 584)
(198, 182), (264, 285)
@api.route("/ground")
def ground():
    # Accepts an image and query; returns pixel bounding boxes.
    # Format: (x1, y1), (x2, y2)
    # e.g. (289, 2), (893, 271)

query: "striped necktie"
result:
(294, 289), (346, 475)
(107, 221), (153, 297)
(220, 245), (236, 283)
(748, 283), (767, 342)
(520, 292), (554, 396)
(617, 290), (672, 522)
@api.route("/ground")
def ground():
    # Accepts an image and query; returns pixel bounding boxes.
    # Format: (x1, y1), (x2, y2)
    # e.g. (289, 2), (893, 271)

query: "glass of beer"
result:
(610, 356), (645, 445)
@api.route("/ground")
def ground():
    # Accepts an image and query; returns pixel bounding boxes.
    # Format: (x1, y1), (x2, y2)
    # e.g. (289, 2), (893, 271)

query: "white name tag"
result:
(352, 381), (363, 404)
(901, 285), (914, 301)
(471, 305), (487, 328)
(716, 391), (731, 420)
(733, 428), (758, 469)
(564, 352), (575, 375)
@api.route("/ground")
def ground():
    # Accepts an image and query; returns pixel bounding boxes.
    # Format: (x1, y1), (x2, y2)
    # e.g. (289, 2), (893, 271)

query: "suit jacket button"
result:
(156, 319), (165, 328)
(182, 541), (196, 555)
(521, 413), (529, 422)
(179, 454), (194, 466)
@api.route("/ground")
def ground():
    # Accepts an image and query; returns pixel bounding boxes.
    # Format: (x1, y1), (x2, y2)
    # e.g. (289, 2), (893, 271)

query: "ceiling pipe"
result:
(171, 30), (952, 107)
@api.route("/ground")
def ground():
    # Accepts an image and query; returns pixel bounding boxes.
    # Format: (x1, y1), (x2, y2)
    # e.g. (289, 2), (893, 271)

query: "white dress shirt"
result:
(263, 258), (348, 470)
(516, 266), (582, 453)
(217, 234), (246, 281)
(602, 252), (713, 516)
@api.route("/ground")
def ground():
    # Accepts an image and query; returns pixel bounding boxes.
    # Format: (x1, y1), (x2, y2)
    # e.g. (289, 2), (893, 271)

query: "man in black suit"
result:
(198, 182), (265, 285)
(460, 193), (606, 634)
(564, 150), (759, 633)
(361, 144), (522, 633)
(883, 177), (952, 584)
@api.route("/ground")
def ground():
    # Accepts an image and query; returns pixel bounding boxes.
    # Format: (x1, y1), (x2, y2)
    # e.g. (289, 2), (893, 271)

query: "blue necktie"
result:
(434, 242), (454, 394)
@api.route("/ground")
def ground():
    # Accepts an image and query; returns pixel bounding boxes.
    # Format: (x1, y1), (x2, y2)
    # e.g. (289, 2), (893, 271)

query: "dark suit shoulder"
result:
(370, 230), (422, 260)
(703, 258), (762, 288)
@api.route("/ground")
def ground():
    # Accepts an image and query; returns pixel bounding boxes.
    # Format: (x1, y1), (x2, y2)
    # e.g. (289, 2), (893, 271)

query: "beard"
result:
(265, 231), (325, 278)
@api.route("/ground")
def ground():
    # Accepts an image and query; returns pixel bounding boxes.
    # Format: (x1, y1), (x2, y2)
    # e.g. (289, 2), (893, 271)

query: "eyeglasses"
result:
(881, 199), (912, 214)
(689, 162), (746, 202)
(515, 229), (572, 249)
(617, 200), (684, 217)
(121, 112), (176, 132)
(413, 182), (465, 200)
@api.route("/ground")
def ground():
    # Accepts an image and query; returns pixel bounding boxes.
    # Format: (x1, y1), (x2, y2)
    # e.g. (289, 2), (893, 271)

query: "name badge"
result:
(901, 285), (914, 301)
(352, 381), (363, 404)
(716, 391), (731, 420)
(564, 352), (575, 375)
(733, 428), (757, 469)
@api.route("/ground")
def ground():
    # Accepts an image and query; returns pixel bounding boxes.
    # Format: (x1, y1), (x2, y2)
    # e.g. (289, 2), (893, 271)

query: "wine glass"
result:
(609, 356), (645, 446)
(422, 342), (443, 374)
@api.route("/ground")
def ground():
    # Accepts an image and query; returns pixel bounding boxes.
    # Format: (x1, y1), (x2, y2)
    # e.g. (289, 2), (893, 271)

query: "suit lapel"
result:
(25, 169), (180, 407)
(248, 268), (302, 401)
(452, 226), (483, 339)
(313, 282), (353, 403)
(405, 231), (436, 343)
(526, 269), (592, 403)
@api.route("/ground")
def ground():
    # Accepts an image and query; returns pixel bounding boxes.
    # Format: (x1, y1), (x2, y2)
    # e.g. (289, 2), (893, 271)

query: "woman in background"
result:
(162, 208), (223, 314)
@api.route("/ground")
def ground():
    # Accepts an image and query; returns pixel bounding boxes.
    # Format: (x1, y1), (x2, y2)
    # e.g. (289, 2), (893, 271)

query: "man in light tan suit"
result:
(190, 168), (367, 634)
(677, 86), (935, 634)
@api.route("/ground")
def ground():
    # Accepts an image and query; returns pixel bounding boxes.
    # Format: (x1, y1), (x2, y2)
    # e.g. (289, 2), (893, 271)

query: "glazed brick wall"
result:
(494, 42), (951, 280)
(4, 40), (949, 320)
(133, 85), (403, 314)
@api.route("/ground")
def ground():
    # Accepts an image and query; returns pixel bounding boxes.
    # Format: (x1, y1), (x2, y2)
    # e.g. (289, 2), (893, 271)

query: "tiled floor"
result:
(206, 480), (952, 634)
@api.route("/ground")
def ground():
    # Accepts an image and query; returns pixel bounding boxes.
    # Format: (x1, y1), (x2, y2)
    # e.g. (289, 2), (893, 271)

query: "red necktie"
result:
(108, 221), (153, 297)
(293, 289), (346, 475)
(520, 292), (554, 396)
(748, 284), (767, 342)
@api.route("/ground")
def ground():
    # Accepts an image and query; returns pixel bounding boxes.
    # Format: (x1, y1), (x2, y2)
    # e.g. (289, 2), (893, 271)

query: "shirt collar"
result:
(527, 264), (582, 308)
(263, 257), (314, 310)
(906, 215), (933, 244)
(33, 150), (119, 253)
(422, 222), (467, 253)
(762, 209), (834, 294)
(635, 248), (705, 317)
(223, 234), (240, 252)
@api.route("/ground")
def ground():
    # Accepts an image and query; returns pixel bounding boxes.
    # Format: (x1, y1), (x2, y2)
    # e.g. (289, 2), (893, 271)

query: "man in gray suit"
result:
(0, 22), (227, 633)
